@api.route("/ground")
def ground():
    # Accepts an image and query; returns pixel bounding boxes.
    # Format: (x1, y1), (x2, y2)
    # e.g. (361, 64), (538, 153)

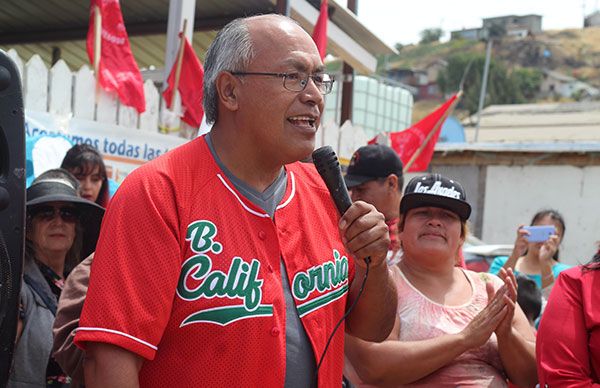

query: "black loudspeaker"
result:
(0, 51), (26, 386)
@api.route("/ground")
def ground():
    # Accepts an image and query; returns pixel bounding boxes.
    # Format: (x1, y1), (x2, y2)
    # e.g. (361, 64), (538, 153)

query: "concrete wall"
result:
(517, 15), (542, 34)
(482, 15), (542, 35)
(450, 28), (483, 41)
(482, 165), (600, 266)
(584, 12), (600, 27)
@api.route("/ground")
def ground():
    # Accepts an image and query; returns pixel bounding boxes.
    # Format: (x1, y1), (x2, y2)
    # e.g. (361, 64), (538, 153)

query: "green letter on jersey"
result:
(186, 220), (219, 254)
(291, 249), (349, 317)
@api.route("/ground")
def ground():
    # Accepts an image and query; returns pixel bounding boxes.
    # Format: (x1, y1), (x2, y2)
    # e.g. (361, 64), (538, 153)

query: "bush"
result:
(420, 28), (444, 44)
(512, 68), (543, 100)
(437, 53), (526, 114)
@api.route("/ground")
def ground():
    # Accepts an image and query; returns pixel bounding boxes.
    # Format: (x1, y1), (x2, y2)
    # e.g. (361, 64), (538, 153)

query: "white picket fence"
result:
(7, 49), (173, 133)
(6, 48), (385, 159)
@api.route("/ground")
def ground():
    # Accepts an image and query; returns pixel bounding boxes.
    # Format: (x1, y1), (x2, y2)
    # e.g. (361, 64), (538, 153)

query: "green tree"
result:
(394, 42), (404, 52)
(437, 53), (524, 114)
(512, 68), (543, 100)
(419, 28), (444, 44)
(487, 23), (506, 39)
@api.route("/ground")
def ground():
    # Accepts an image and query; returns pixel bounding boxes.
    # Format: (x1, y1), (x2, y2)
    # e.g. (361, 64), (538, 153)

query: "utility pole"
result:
(340, 0), (358, 125)
(276, 0), (290, 16)
(474, 38), (492, 142)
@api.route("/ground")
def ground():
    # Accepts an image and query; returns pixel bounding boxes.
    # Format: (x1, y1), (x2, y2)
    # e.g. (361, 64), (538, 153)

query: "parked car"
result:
(463, 235), (513, 273)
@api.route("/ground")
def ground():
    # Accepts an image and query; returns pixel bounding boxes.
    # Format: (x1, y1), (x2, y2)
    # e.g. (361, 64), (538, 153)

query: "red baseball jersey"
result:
(75, 136), (355, 387)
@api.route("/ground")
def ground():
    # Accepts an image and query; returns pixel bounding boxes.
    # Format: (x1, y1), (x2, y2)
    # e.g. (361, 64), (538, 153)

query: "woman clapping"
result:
(345, 174), (537, 388)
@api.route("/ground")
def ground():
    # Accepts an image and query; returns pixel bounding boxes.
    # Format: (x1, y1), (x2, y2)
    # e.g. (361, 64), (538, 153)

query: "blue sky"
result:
(355, 0), (590, 46)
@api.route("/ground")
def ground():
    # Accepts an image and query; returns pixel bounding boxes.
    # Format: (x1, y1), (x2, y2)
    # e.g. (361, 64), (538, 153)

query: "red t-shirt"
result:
(536, 265), (600, 387)
(75, 136), (354, 387)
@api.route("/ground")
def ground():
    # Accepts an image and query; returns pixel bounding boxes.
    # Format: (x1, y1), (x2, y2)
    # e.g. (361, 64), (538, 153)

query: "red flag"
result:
(389, 93), (458, 172)
(87, 0), (145, 113)
(312, 0), (328, 59)
(162, 36), (205, 128)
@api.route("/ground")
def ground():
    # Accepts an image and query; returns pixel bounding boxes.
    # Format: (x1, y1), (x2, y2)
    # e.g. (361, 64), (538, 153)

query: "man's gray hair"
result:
(203, 18), (254, 124)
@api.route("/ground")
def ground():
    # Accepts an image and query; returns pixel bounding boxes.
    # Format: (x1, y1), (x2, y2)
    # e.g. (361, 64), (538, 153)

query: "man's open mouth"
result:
(287, 115), (317, 128)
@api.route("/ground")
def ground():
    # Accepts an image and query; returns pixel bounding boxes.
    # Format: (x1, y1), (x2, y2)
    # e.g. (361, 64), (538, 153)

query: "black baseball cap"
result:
(344, 144), (403, 189)
(400, 174), (471, 221)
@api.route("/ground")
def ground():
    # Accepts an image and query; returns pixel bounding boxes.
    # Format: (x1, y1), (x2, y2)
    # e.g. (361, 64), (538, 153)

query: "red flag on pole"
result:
(87, 0), (146, 113)
(389, 93), (459, 172)
(162, 35), (205, 128)
(312, 0), (328, 60)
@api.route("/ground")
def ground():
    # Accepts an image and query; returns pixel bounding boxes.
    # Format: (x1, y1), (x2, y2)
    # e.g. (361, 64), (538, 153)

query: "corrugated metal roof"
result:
(1, 0), (393, 74)
(462, 101), (600, 143)
(0, 32), (218, 71)
(436, 141), (600, 153)
(0, 0), (270, 43)
(0, 0), (271, 70)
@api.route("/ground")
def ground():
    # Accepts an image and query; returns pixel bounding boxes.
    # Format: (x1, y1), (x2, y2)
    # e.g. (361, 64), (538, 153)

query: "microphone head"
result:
(312, 146), (339, 175)
(312, 146), (352, 216)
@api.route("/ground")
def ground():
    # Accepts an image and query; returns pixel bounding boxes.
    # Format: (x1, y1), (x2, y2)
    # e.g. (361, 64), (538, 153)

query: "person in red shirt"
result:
(74, 14), (397, 388)
(536, 249), (600, 386)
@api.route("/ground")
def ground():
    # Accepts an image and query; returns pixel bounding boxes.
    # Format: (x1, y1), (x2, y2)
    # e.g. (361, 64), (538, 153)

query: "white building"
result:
(425, 102), (600, 265)
(584, 10), (600, 27)
(540, 70), (600, 99)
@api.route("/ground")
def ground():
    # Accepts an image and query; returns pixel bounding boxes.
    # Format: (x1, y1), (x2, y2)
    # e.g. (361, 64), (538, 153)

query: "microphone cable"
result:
(311, 145), (375, 386)
(313, 257), (370, 385)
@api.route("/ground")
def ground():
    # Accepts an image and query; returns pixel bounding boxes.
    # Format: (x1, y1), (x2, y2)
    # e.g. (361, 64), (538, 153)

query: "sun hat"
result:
(27, 169), (104, 258)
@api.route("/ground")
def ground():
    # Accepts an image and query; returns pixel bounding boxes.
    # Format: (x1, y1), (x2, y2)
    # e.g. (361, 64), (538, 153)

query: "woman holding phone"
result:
(489, 209), (570, 289)
(489, 209), (571, 321)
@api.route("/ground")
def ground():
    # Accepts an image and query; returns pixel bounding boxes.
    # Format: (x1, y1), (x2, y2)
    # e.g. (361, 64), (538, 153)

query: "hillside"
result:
(383, 26), (600, 88)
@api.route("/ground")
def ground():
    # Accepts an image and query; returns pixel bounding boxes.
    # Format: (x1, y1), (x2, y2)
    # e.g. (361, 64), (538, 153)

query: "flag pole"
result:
(94, 4), (102, 101)
(171, 19), (187, 108)
(402, 90), (463, 173)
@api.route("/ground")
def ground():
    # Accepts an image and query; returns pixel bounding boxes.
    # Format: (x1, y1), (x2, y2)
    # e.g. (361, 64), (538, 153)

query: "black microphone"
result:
(312, 146), (352, 216)
(311, 146), (371, 383)
(312, 145), (371, 268)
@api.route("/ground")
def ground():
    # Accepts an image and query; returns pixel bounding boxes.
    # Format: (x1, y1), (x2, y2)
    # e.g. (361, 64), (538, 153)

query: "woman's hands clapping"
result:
(461, 268), (517, 349)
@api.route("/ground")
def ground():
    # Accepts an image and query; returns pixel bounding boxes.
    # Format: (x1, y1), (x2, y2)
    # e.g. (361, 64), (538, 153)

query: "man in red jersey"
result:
(75, 14), (397, 388)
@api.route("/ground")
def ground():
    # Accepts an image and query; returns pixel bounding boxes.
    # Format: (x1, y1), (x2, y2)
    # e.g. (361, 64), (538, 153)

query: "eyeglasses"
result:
(30, 205), (80, 223)
(229, 71), (334, 95)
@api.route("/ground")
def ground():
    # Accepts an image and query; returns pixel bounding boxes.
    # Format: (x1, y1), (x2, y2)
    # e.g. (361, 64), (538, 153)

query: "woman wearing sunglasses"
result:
(8, 169), (103, 388)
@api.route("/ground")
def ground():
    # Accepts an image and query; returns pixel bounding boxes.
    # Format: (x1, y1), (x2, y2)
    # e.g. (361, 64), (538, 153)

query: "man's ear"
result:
(387, 174), (399, 192)
(215, 72), (240, 113)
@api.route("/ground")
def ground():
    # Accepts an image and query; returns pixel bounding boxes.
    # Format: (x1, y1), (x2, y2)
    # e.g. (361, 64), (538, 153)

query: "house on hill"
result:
(483, 14), (542, 38)
(540, 70), (600, 99)
(584, 10), (600, 27)
(384, 60), (446, 100)
(451, 27), (486, 41)
(451, 14), (542, 40)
